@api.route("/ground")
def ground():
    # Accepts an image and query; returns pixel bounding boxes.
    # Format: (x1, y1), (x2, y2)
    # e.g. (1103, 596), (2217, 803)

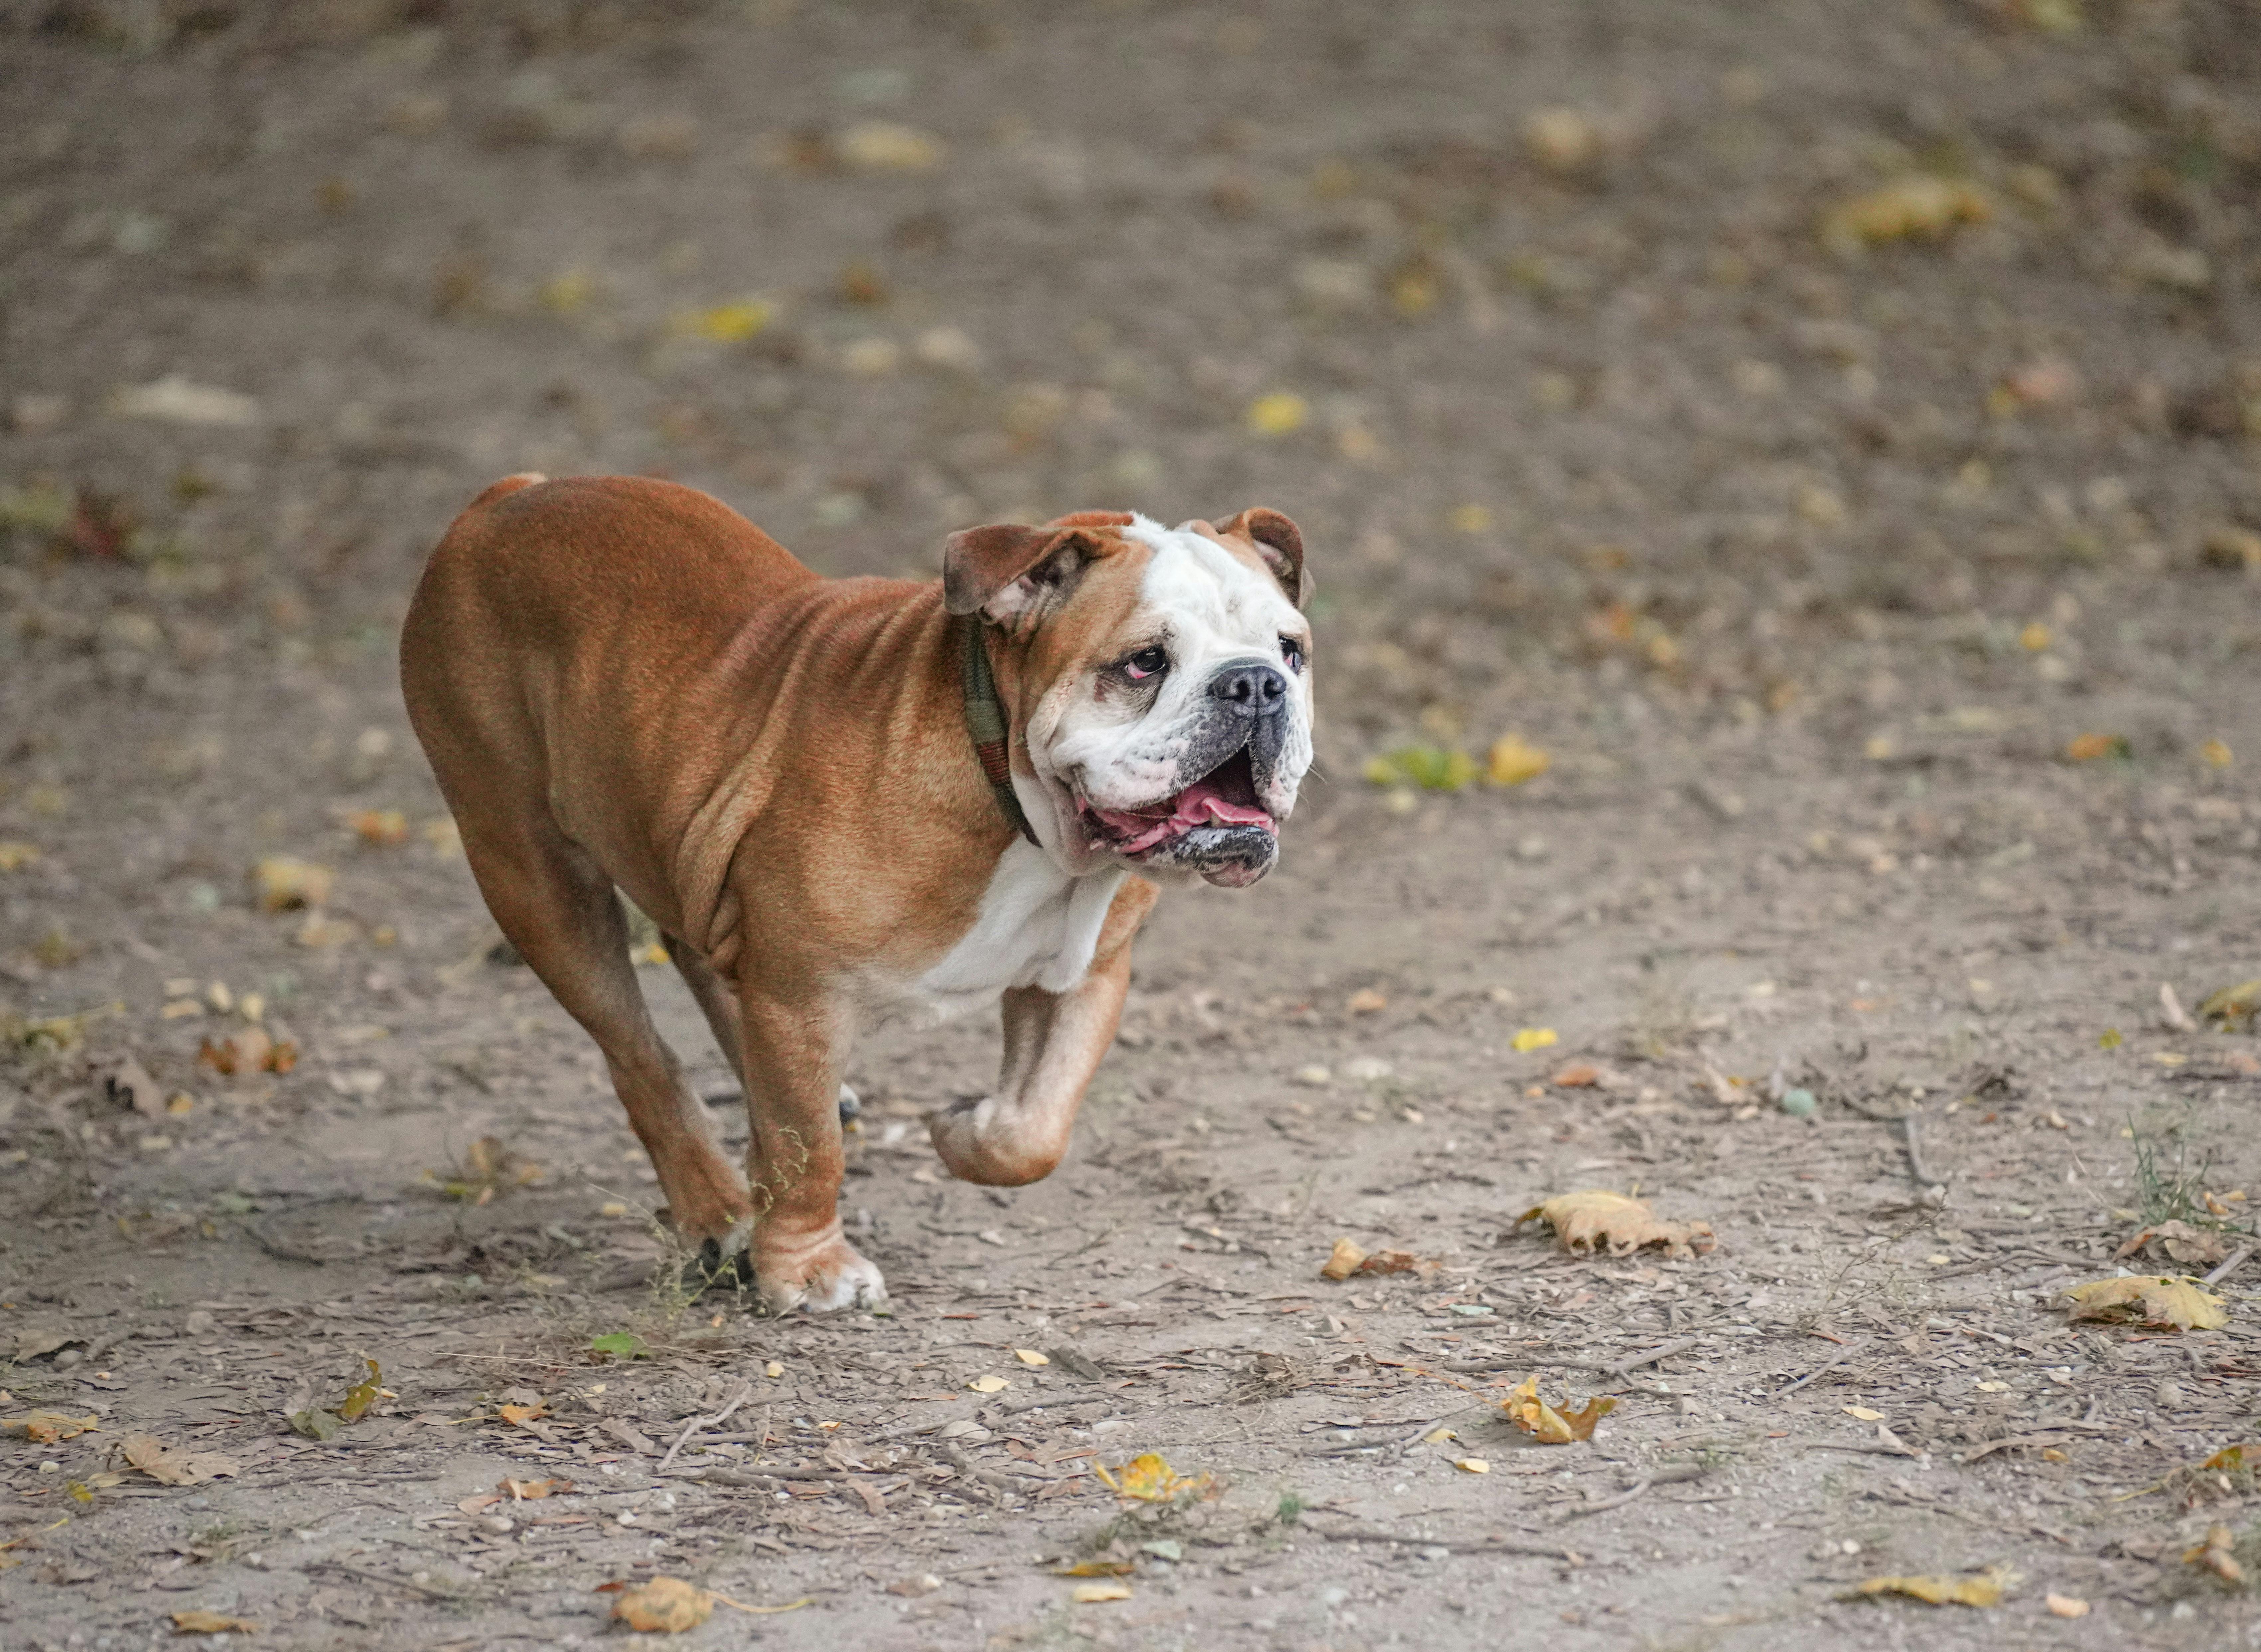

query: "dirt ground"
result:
(4, 2), (2261, 1648)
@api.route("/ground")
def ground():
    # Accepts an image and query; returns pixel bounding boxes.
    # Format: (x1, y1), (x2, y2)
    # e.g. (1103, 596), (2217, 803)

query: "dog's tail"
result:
(467, 472), (548, 510)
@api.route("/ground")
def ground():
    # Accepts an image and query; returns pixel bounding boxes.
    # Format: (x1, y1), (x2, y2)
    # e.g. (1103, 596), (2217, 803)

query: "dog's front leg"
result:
(930, 877), (1158, 1186)
(736, 990), (885, 1315)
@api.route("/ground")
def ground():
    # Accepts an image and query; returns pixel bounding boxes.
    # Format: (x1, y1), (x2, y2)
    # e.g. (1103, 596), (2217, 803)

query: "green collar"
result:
(960, 616), (1041, 847)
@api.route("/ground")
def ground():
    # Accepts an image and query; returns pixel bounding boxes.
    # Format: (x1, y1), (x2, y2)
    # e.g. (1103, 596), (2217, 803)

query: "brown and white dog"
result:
(400, 476), (1313, 1313)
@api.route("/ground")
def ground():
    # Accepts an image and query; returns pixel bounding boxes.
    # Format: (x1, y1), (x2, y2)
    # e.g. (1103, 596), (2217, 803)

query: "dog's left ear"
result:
(1214, 508), (1311, 608)
(942, 523), (1110, 625)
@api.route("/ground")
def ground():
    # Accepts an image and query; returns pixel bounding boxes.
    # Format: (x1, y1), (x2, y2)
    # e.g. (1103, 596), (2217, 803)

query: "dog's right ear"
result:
(942, 523), (1107, 625)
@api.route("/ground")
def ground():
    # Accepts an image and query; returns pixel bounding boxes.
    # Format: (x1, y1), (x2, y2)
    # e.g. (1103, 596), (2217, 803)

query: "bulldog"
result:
(400, 475), (1313, 1313)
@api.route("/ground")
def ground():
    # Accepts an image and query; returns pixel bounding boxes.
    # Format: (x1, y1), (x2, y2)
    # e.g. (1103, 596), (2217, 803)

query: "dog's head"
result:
(943, 509), (1314, 888)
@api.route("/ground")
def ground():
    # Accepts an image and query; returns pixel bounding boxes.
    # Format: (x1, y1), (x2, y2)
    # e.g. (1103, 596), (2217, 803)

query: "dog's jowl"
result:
(400, 477), (1314, 1314)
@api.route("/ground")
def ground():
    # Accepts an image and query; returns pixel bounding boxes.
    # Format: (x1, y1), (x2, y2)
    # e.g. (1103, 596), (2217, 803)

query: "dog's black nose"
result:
(1209, 661), (1288, 712)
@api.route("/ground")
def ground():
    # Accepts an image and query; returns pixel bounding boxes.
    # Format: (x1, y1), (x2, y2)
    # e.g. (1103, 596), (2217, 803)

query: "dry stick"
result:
(1776, 1349), (1854, 1399)
(656, 1381), (753, 1473)
(1563, 1475), (1653, 1520)
(2203, 1245), (2254, 1288)
(1313, 1526), (1581, 1563)
(1900, 1111), (1943, 1193)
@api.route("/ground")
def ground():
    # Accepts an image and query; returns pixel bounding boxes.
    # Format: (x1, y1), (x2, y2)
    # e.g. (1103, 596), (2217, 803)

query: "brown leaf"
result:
(2199, 978), (2261, 1031)
(1514, 1190), (1715, 1259)
(500, 1476), (573, 1500)
(2113, 1221), (2232, 1267)
(171, 1610), (260, 1634)
(96, 1057), (165, 1118)
(2187, 1524), (2246, 1587)
(121, 1433), (240, 1487)
(3, 1410), (97, 1444)
(197, 1026), (294, 1078)
(2062, 1275), (2227, 1331)
(1550, 1062), (1602, 1088)
(497, 1401), (551, 1429)
(1500, 1375), (1615, 1443)
(611, 1576), (712, 1633)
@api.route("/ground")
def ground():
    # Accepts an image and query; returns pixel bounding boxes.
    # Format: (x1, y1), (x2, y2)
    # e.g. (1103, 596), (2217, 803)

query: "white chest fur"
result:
(913, 842), (1125, 1018)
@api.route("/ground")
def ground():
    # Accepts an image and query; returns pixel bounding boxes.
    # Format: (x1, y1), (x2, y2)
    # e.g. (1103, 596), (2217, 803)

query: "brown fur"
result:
(399, 475), (1172, 1311)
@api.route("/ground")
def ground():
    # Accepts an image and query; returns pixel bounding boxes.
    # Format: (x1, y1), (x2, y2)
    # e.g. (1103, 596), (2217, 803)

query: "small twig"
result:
(657, 1380), (752, 1473)
(305, 1559), (474, 1602)
(2202, 1245), (2253, 1288)
(1776, 1350), (1854, 1398)
(1562, 1475), (1652, 1520)
(1312, 1525), (1581, 1563)
(1604, 1336), (1698, 1377)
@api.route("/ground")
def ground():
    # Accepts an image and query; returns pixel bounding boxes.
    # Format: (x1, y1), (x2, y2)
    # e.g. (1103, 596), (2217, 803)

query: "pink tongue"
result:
(1097, 777), (1273, 853)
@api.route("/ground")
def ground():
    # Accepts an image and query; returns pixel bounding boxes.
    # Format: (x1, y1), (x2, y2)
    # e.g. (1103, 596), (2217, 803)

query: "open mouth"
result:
(1078, 747), (1274, 857)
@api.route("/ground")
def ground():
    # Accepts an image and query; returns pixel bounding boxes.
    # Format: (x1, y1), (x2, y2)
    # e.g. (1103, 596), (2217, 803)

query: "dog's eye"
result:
(1279, 635), (1306, 673)
(1123, 646), (1169, 680)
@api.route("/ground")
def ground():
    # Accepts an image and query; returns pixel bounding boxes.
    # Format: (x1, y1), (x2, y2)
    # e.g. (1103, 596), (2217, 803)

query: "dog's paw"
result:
(679, 1220), (758, 1296)
(753, 1226), (887, 1316)
(927, 1094), (1066, 1186)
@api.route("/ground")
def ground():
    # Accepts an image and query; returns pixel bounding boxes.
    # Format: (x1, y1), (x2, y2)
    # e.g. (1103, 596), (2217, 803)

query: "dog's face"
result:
(943, 509), (1314, 887)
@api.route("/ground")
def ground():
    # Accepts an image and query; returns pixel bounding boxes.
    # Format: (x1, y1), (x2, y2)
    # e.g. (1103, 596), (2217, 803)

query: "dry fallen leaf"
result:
(1455, 1457), (1491, 1474)
(122, 1433), (240, 1487)
(1054, 1559), (1136, 1577)
(3, 1411), (97, 1443)
(1551, 1063), (1602, 1087)
(1071, 1581), (1134, 1604)
(1848, 1570), (2005, 1607)
(2065, 731), (2130, 763)
(2062, 1275), (2228, 1331)
(1843, 1406), (1886, 1422)
(1510, 1027), (1558, 1053)
(611, 1576), (713, 1633)
(833, 120), (944, 172)
(2113, 1221), (2233, 1267)
(1246, 391), (1309, 436)
(1095, 1452), (1216, 1505)
(500, 1476), (573, 1500)
(1013, 1349), (1049, 1367)
(1500, 1376), (1615, 1444)
(346, 809), (409, 847)
(197, 1026), (296, 1078)
(1821, 176), (1991, 251)
(338, 1356), (382, 1423)
(96, 1056), (165, 1118)
(1320, 1237), (1368, 1280)
(2199, 978), (2261, 1031)
(1486, 734), (1551, 787)
(1514, 1190), (1716, 1259)
(497, 1401), (551, 1429)
(968, 1374), (1010, 1394)
(0, 840), (42, 873)
(2045, 1594), (2089, 1618)
(171, 1610), (260, 1634)
(1350, 1248), (1435, 1278)
(2186, 1524), (2245, 1587)
(248, 856), (332, 911)
(2200, 1443), (2256, 1472)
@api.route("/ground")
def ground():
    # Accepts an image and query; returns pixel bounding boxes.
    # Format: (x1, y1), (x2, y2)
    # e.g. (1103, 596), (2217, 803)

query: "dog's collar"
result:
(960, 616), (1041, 847)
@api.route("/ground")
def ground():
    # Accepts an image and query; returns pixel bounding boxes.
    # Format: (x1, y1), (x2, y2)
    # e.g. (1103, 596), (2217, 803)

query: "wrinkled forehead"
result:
(1121, 515), (1301, 645)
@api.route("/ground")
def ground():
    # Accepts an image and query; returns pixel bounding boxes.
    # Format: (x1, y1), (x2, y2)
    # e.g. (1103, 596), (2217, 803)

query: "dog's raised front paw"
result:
(927, 1094), (1067, 1186)
(753, 1226), (887, 1316)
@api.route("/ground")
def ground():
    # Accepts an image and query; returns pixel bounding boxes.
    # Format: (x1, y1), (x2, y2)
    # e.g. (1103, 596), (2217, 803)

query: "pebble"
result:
(1778, 1087), (1818, 1119)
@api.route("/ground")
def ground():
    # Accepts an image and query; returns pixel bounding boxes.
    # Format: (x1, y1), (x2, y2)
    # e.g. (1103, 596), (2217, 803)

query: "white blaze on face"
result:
(1036, 514), (1312, 821)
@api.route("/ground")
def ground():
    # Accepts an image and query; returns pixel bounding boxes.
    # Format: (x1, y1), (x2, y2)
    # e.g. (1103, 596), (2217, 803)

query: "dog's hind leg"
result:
(458, 823), (755, 1255)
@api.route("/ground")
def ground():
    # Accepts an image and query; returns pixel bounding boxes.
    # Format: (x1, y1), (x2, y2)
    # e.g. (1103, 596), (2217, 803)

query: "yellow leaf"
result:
(171, 1610), (261, 1634)
(1513, 1189), (1715, 1259)
(248, 856), (333, 911)
(1843, 1406), (1885, 1422)
(1423, 1426), (1458, 1443)
(1365, 745), (1476, 791)
(2018, 621), (2051, 652)
(0, 841), (41, 872)
(2198, 979), (2261, 1029)
(1071, 1581), (1134, 1603)
(2199, 738), (2233, 768)
(3, 1411), (97, 1444)
(611, 1577), (713, 1633)
(1486, 735), (1551, 787)
(2097, 1028), (2122, 1050)
(1499, 1375), (1615, 1444)
(1319, 1236), (1368, 1281)
(2062, 1275), (2227, 1331)
(1450, 504), (1494, 534)
(1455, 1457), (1491, 1473)
(1094, 1452), (1215, 1505)
(1848, 1570), (2005, 1607)
(968, 1374), (1011, 1394)
(2065, 731), (2128, 763)
(1820, 177), (1991, 251)
(834, 121), (945, 173)
(673, 299), (772, 343)
(1246, 392), (1309, 436)
(1510, 1027), (1558, 1053)
(338, 1356), (382, 1423)
(2200, 1443), (2255, 1472)
(1014, 1348), (1050, 1366)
